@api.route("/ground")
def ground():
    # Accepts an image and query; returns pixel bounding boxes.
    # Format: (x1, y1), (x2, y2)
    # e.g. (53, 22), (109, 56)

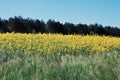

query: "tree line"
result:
(0, 16), (120, 37)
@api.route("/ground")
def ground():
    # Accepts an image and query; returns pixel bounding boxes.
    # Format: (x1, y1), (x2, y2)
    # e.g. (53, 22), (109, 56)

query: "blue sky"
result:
(0, 0), (120, 27)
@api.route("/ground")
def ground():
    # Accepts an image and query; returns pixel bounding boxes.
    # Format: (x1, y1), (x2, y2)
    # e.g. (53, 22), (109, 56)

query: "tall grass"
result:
(0, 51), (119, 80)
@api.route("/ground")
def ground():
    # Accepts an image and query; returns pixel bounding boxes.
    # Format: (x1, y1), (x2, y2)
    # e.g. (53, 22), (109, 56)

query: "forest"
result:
(0, 16), (120, 37)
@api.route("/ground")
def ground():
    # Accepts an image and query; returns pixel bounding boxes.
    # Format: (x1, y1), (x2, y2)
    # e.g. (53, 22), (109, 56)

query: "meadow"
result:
(0, 33), (120, 80)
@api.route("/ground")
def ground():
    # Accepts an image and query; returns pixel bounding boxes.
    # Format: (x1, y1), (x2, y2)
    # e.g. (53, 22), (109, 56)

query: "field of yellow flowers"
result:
(0, 33), (120, 80)
(0, 33), (120, 54)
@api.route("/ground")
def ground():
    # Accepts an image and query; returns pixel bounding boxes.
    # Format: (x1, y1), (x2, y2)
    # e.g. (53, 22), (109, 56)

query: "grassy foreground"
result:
(0, 33), (120, 80)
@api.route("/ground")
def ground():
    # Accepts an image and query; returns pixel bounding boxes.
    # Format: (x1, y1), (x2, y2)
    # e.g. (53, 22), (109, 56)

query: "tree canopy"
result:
(0, 16), (120, 37)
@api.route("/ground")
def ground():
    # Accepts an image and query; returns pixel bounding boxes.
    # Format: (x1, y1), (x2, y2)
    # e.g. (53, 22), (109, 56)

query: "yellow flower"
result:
(0, 33), (120, 54)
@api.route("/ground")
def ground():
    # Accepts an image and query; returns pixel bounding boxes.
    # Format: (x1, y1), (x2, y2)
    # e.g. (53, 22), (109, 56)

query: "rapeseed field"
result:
(0, 33), (120, 54)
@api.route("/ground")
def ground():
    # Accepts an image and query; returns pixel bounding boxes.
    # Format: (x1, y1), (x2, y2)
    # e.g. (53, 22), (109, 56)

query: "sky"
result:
(0, 0), (120, 27)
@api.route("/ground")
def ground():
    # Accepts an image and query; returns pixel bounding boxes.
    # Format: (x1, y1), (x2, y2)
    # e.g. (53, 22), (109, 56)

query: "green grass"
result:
(0, 51), (120, 80)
